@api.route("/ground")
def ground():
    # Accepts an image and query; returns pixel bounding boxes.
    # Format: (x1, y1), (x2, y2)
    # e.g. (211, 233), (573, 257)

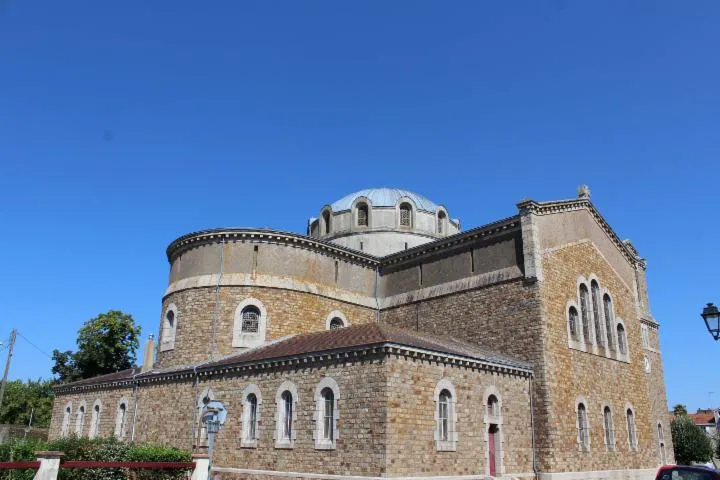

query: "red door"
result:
(489, 425), (498, 477)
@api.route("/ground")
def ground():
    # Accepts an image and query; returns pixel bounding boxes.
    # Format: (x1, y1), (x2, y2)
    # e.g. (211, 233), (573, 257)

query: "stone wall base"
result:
(537, 469), (657, 480)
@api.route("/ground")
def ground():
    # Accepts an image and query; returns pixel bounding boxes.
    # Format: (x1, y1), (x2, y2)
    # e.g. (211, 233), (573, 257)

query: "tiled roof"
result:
(201, 323), (531, 371)
(689, 410), (717, 425)
(55, 367), (140, 389)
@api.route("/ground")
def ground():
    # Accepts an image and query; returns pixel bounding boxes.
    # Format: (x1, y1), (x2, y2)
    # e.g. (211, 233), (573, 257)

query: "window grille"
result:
(591, 281), (604, 346)
(357, 204), (368, 227)
(569, 307), (579, 341)
(604, 294), (615, 351)
(329, 318), (344, 330)
(579, 284), (591, 344)
(438, 390), (451, 442)
(322, 388), (334, 440)
(241, 306), (261, 333)
(400, 204), (411, 227)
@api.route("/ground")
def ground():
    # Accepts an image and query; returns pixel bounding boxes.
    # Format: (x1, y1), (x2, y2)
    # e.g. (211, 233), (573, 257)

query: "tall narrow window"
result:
(591, 281), (603, 346)
(487, 395), (499, 418)
(603, 406), (615, 450)
(76, 405), (86, 436)
(61, 405), (72, 437)
(161, 306), (177, 351)
(322, 388), (334, 440)
(658, 423), (666, 464)
(438, 389), (450, 441)
(579, 284), (592, 344)
(569, 306), (579, 341)
(604, 294), (615, 351)
(322, 210), (331, 235)
(641, 325), (650, 349)
(577, 403), (589, 451)
(247, 394), (258, 439)
(241, 385), (262, 448)
(617, 324), (627, 355)
(626, 408), (637, 450)
(89, 403), (101, 439)
(282, 391), (293, 440)
(399, 203), (412, 227)
(437, 211), (447, 234)
(357, 203), (368, 227)
(115, 402), (127, 438)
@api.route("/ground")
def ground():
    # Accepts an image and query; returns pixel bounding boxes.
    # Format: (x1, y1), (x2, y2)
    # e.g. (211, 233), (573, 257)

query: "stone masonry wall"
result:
(539, 240), (673, 473)
(156, 286), (376, 368)
(385, 354), (533, 477)
(48, 386), (135, 440)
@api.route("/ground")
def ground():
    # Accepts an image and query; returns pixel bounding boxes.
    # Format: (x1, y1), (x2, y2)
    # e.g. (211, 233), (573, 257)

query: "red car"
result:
(656, 465), (720, 480)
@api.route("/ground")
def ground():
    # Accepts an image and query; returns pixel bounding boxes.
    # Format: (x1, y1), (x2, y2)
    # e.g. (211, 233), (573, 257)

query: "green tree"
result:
(673, 404), (688, 416)
(0, 379), (54, 426)
(52, 310), (141, 383)
(671, 413), (714, 465)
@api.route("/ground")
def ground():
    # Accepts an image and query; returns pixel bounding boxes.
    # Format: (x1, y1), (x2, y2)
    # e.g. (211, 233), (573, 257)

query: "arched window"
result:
(115, 401), (127, 438)
(438, 389), (451, 441)
(577, 403), (589, 450)
(658, 423), (666, 464)
(161, 305), (177, 351)
(626, 408), (638, 450)
(357, 203), (368, 227)
(437, 211), (447, 234)
(568, 306), (579, 342)
(322, 210), (332, 235)
(603, 406), (615, 450)
(314, 377), (339, 449)
(61, 404), (72, 437)
(233, 299), (268, 348)
(483, 387), (504, 476)
(329, 317), (345, 330)
(641, 325), (650, 349)
(434, 379), (458, 451)
(487, 394), (500, 418)
(276, 382), (298, 449)
(241, 385), (262, 447)
(617, 324), (627, 355)
(579, 284), (592, 344)
(399, 203), (412, 227)
(75, 404), (86, 436)
(89, 401), (101, 439)
(604, 294), (615, 351)
(591, 280), (603, 346)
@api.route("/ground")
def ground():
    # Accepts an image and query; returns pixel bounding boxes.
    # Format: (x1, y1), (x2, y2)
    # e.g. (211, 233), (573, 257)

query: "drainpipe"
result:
(374, 264), (380, 323)
(130, 373), (139, 442)
(529, 375), (538, 477)
(191, 365), (200, 449)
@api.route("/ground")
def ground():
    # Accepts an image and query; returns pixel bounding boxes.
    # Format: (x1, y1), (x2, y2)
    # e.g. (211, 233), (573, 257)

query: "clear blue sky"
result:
(1, 1), (718, 412)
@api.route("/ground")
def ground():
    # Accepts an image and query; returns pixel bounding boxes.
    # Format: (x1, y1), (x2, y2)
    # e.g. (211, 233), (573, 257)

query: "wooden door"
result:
(488, 425), (498, 477)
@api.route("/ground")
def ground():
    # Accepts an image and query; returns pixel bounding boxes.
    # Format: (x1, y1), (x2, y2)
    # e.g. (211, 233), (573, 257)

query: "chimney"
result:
(141, 334), (155, 373)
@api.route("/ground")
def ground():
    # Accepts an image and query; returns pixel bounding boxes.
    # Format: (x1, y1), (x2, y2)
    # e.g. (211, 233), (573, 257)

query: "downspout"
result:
(529, 375), (538, 477)
(191, 365), (199, 450)
(210, 238), (226, 360)
(130, 373), (139, 442)
(374, 264), (380, 323)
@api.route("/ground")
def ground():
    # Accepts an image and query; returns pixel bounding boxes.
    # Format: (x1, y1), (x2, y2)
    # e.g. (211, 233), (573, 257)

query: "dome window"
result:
(322, 210), (332, 235)
(437, 211), (447, 234)
(329, 317), (345, 330)
(399, 203), (412, 227)
(357, 203), (369, 227)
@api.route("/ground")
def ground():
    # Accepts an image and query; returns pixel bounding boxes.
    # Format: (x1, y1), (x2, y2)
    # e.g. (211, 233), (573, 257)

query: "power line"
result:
(16, 331), (53, 359)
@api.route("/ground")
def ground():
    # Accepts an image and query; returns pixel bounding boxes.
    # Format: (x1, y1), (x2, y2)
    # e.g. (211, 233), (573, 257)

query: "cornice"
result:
(166, 229), (380, 267)
(517, 198), (645, 269)
(53, 343), (532, 394)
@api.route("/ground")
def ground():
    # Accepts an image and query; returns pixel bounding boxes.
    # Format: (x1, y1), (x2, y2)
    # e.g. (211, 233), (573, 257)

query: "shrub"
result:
(671, 414), (714, 465)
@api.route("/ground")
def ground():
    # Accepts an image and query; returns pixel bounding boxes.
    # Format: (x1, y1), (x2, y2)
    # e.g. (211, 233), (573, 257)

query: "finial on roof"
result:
(577, 185), (591, 199)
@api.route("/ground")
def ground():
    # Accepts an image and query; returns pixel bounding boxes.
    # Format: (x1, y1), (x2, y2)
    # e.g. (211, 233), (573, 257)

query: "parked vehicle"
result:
(656, 465), (720, 480)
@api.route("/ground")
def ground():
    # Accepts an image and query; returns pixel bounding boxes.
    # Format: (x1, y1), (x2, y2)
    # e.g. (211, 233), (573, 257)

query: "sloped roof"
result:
(689, 410), (717, 425)
(201, 323), (530, 371)
(56, 367), (140, 389)
(329, 188), (439, 212)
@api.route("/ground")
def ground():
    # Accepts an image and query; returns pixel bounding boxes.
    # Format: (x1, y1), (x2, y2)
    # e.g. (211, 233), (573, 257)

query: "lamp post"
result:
(701, 303), (720, 342)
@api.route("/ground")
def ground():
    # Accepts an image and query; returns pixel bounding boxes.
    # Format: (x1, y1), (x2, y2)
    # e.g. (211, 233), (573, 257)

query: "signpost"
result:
(200, 399), (227, 477)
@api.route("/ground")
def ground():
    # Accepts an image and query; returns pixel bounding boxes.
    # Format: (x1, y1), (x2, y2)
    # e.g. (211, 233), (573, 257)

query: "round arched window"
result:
(241, 306), (261, 333)
(329, 317), (345, 330)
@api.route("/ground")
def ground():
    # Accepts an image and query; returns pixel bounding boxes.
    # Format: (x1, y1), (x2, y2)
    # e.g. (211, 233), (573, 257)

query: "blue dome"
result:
(330, 188), (439, 213)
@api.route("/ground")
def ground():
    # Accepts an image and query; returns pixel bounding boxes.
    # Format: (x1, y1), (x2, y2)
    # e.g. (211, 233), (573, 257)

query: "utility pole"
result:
(0, 329), (17, 414)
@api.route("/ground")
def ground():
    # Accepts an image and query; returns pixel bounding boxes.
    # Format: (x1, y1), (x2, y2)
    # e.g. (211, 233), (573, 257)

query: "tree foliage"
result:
(671, 413), (714, 465)
(0, 379), (54, 427)
(52, 310), (141, 383)
(672, 404), (688, 416)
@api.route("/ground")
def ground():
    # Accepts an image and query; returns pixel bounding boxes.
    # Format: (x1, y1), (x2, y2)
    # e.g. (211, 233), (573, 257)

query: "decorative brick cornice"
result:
(517, 198), (646, 269)
(53, 343), (532, 394)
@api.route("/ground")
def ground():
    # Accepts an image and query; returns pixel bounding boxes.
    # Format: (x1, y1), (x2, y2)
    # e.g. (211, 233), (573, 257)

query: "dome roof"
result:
(329, 188), (439, 213)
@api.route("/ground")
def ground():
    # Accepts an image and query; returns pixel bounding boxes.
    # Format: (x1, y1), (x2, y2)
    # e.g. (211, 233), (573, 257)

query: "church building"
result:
(49, 187), (674, 479)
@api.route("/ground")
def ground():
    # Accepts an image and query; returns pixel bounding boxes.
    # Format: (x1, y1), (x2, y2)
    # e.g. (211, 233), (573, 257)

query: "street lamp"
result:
(701, 303), (720, 341)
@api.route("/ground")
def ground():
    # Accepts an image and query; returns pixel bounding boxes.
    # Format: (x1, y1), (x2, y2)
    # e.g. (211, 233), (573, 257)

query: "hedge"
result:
(0, 436), (191, 480)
